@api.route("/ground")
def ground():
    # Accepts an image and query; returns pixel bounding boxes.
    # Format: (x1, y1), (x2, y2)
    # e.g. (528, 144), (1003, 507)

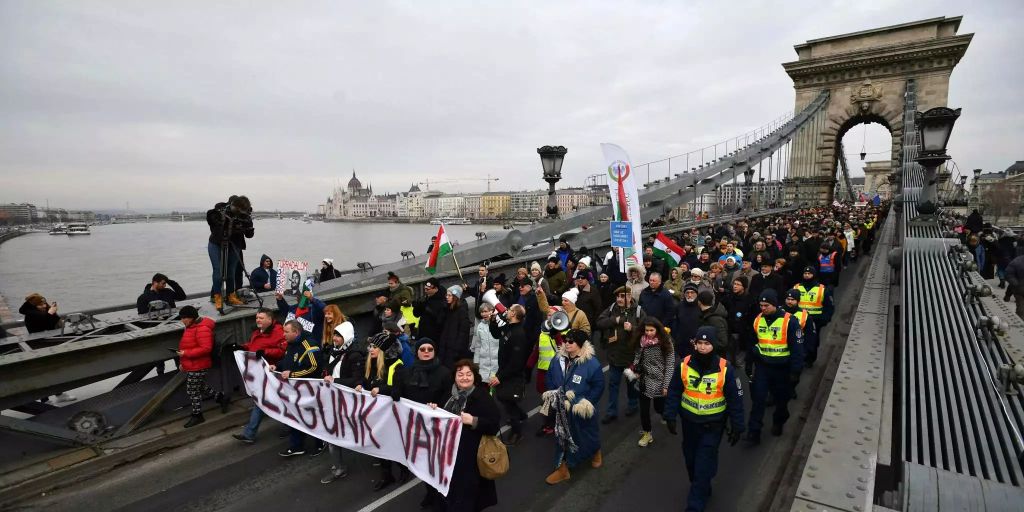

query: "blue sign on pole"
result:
(610, 221), (633, 248)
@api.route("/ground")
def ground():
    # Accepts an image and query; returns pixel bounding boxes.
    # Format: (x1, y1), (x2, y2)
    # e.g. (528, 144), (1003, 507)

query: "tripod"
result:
(217, 211), (262, 312)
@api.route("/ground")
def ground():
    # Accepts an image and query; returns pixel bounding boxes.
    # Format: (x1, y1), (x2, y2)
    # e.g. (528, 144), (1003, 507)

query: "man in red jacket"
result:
(232, 308), (286, 443)
(176, 305), (219, 428)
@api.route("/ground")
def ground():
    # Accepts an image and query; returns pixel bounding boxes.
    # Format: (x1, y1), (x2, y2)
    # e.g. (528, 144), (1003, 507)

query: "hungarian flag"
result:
(425, 224), (453, 275)
(294, 277), (315, 317)
(652, 232), (685, 267)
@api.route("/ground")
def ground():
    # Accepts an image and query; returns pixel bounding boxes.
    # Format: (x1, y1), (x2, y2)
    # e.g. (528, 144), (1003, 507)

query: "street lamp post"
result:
(914, 107), (961, 216)
(537, 146), (567, 219)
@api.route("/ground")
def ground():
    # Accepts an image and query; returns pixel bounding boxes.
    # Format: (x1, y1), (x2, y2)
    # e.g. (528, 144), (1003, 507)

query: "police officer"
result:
(793, 265), (834, 347)
(664, 326), (745, 512)
(747, 289), (803, 444)
(783, 289), (819, 368)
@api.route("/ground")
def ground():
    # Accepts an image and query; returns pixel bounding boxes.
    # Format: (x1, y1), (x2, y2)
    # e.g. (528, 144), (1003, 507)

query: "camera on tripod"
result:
(218, 196), (253, 242)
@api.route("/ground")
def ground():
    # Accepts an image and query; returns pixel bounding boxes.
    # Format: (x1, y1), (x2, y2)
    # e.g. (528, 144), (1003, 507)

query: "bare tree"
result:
(981, 185), (1020, 225)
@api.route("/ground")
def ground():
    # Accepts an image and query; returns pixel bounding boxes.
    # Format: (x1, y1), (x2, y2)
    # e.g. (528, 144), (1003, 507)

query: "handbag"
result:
(477, 435), (509, 480)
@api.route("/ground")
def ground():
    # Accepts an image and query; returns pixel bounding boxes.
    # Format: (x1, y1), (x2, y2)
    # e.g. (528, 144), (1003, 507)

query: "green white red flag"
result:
(652, 231), (685, 267)
(425, 224), (453, 274)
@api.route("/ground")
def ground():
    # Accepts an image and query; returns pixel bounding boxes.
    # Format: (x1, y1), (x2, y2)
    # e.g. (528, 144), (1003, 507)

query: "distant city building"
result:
(716, 182), (784, 209)
(463, 194), (482, 219)
(554, 188), (590, 214)
(38, 208), (97, 223)
(970, 161), (1024, 225)
(511, 191), (544, 220)
(480, 192), (511, 219)
(0, 203), (38, 224)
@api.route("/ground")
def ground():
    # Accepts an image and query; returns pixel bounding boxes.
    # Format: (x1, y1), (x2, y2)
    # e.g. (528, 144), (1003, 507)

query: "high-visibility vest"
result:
(753, 312), (792, 358)
(865, 219), (875, 230)
(537, 331), (562, 371)
(791, 309), (809, 330)
(400, 305), (420, 329)
(386, 359), (403, 386)
(818, 252), (837, 273)
(680, 355), (728, 416)
(794, 284), (825, 315)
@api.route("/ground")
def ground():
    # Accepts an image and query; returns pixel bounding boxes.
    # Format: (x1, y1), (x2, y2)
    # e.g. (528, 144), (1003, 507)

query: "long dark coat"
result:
(443, 385), (501, 512)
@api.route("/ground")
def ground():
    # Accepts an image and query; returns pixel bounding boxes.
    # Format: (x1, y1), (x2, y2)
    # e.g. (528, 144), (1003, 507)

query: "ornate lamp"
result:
(537, 146), (567, 218)
(914, 107), (961, 215)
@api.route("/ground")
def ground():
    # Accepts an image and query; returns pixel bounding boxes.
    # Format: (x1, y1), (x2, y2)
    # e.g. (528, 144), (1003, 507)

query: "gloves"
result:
(790, 373), (801, 385)
(666, 420), (677, 435)
(623, 367), (638, 382)
(728, 429), (743, 446)
(255, 349), (266, 360)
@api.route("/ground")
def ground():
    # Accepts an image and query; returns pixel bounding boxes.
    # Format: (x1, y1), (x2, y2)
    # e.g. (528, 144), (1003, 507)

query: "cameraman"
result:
(206, 195), (254, 309)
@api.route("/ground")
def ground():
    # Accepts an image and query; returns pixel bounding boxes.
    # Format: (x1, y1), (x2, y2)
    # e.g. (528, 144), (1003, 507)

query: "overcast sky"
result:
(1, 1), (1020, 211)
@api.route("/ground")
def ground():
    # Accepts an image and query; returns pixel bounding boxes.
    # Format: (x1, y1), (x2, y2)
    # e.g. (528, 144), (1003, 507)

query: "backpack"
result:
(477, 435), (509, 480)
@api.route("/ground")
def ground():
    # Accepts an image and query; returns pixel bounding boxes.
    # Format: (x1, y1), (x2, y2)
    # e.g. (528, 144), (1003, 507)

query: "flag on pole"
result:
(652, 232), (685, 267)
(601, 143), (643, 273)
(425, 224), (453, 274)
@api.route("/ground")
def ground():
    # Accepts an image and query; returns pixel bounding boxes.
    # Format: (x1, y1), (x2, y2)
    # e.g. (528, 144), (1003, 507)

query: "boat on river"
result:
(66, 223), (91, 236)
(430, 217), (470, 225)
(48, 224), (67, 235)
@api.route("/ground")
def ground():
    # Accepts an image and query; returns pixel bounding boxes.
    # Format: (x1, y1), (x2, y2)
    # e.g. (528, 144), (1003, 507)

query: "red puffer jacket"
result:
(179, 317), (215, 372)
(242, 322), (287, 364)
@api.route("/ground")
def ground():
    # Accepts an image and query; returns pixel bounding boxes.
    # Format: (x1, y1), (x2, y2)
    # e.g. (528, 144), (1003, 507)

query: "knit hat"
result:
(683, 283), (700, 294)
(690, 268), (704, 277)
(415, 337), (435, 351)
(573, 270), (589, 281)
(369, 331), (397, 355)
(447, 285), (463, 298)
(530, 261), (542, 272)
(758, 289), (779, 307)
(785, 289), (802, 301)
(323, 258), (334, 266)
(562, 288), (579, 304)
(697, 290), (716, 307)
(178, 305), (199, 319)
(695, 325), (717, 343)
(493, 273), (506, 286)
(803, 266), (817, 275)
(334, 321), (355, 341)
(518, 277), (535, 288)
(577, 256), (592, 269)
(425, 277), (441, 289)
(382, 320), (402, 333)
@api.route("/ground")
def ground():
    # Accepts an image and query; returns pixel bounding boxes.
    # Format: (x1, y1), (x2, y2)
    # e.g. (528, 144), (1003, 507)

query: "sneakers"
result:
(227, 293), (245, 306)
(183, 414), (205, 429)
(279, 448), (306, 457)
(309, 442), (327, 457)
(638, 431), (654, 447)
(212, 294), (224, 310)
(320, 466), (349, 484)
(232, 433), (255, 444)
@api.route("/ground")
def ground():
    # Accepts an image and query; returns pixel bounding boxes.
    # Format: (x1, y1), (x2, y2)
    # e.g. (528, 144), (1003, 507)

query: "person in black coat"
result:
(19, 293), (60, 333)
(722, 276), (758, 368)
(439, 286), (472, 368)
(638, 273), (676, 327)
(573, 271), (604, 332)
(488, 304), (530, 445)
(433, 360), (500, 512)
(136, 273), (187, 314)
(749, 261), (785, 299)
(671, 283), (702, 359)
(413, 278), (448, 342)
(392, 337), (454, 509)
(515, 279), (543, 345)
(249, 254), (278, 291)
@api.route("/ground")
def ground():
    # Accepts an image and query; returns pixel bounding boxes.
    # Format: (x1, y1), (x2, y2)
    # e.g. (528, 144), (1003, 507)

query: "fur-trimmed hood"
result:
(557, 340), (596, 363)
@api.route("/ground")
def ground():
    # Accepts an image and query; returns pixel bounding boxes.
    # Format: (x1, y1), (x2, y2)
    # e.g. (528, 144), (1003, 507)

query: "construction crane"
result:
(419, 174), (501, 192)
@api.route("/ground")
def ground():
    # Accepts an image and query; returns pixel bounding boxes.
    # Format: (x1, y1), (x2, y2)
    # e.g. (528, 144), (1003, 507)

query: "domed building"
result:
(324, 171), (396, 219)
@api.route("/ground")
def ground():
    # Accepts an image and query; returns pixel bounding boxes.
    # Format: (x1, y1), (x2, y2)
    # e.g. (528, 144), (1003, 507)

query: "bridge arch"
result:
(781, 16), (972, 204)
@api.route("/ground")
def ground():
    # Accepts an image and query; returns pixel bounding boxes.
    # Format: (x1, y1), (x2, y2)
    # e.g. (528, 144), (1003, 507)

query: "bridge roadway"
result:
(12, 250), (874, 512)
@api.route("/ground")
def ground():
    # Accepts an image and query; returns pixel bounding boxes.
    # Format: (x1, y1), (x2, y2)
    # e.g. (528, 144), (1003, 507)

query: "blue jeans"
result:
(242, 405), (264, 440)
(208, 241), (239, 296)
(682, 421), (725, 512)
(605, 365), (639, 418)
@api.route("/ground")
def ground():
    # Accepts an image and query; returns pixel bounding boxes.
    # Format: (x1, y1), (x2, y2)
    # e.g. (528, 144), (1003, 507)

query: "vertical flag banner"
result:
(425, 224), (453, 274)
(601, 143), (643, 272)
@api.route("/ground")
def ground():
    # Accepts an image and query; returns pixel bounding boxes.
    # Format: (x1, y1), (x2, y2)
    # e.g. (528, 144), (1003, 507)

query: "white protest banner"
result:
(601, 143), (644, 273)
(234, 352), (462, 495)
(275, 259), (309, 295)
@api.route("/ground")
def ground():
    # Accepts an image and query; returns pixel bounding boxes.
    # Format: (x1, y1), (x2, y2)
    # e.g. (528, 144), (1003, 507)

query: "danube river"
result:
(0, 220), (491, 314)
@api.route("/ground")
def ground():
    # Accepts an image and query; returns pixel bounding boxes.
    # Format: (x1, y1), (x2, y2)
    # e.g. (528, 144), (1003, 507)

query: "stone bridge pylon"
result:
(782, 16), (972, 204)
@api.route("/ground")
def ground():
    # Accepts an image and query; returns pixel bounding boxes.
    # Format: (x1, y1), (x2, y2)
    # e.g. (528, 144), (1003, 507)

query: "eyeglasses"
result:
(418, 347), (435, 352)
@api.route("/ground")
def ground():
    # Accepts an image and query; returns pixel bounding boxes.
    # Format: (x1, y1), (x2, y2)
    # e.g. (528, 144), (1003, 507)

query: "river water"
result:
(0, 220), (491, 314)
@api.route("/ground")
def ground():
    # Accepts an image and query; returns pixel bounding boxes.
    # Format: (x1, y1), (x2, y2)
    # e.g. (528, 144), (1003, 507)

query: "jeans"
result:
(288, 427), (307, 451)
(639, 395), (665, 432)
(242, 405), (265, 439)
(682, 421), (725, 512)
(208, 241), (240, 296)
(606, 365), (639, 418)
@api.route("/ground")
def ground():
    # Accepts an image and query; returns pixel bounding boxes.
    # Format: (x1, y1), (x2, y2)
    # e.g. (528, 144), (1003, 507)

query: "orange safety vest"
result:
(818, 252), (837, 273)
(794, 284), (825, 315)
(680, 355), (728, 416)
(753, 312), (792, 358)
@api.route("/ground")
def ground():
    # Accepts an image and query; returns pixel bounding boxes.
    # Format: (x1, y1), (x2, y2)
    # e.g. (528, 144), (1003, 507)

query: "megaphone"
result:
(481, 289), (507, 315)
(543, 311), (570, 333)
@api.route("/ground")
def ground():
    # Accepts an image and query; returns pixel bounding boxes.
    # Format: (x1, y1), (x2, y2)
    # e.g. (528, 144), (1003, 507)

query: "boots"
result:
(545, 462), (571, 485)
(212, 294), (223, 310)
(184, 413), (205, 428)
(227, 293), (244, 306)
(591, 450), (603, 468)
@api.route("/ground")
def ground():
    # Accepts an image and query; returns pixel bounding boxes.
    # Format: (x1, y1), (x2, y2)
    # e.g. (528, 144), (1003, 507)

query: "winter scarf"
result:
(410, 357), (441, 388)
(443, 384), (474, 415)
(640, 333), (659, 349)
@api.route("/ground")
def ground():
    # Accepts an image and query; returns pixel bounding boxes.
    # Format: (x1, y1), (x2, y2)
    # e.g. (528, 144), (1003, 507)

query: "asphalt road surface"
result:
(12, 257), (871, 512)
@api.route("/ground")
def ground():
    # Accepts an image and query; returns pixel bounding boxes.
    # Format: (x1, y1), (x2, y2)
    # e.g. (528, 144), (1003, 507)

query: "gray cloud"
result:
(1, 0), (1019, 210)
